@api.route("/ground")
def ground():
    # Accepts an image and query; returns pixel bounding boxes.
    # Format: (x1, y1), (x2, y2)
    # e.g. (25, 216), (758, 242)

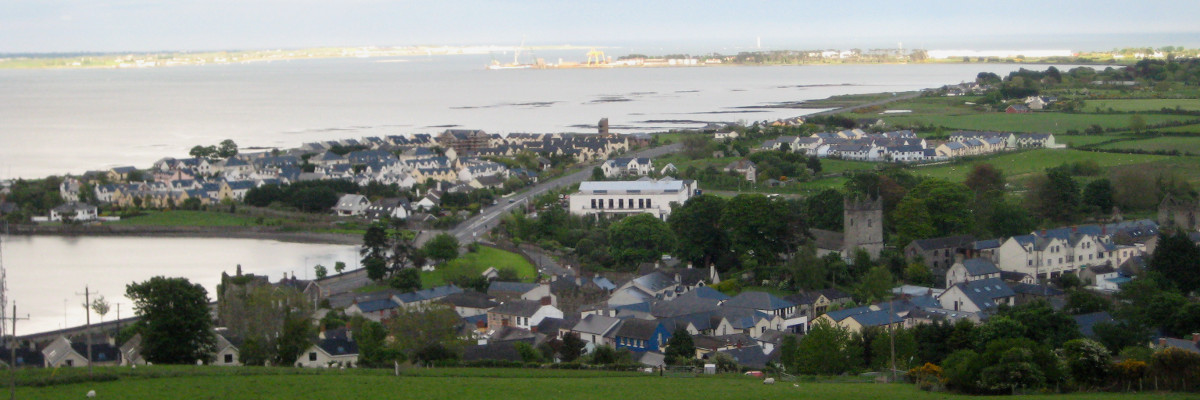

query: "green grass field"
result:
(911, 149), (1169, 182)
(421, 246), (536, 287)
(1084, 99), (1200, 112)
(13, 366), (1190, 400)
(1096, 137), (1200, 154)
(880, 112), (1195, 135)
(1055, 135), (1133, 147)
(108, 210), (265, 227)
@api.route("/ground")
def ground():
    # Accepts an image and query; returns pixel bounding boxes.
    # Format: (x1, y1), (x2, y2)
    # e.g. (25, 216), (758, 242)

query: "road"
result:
(446, 143), (683, 244)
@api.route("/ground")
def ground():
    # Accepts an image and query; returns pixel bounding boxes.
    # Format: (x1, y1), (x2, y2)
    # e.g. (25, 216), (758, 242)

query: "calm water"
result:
(0, 234), (358, 335)
(1, 53), (1072, 178)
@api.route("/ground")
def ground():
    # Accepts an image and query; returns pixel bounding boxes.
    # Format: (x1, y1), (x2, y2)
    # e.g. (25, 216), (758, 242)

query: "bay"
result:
(1, 234), (359, 336)
(1, 52), (1070, 178)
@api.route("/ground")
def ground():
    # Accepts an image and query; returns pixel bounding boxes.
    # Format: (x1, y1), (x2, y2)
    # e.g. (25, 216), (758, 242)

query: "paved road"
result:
(446, 143), (683, 244)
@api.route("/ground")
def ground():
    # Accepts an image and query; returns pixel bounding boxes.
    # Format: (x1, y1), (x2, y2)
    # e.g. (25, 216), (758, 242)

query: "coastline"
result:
(5, 224), (362, 246)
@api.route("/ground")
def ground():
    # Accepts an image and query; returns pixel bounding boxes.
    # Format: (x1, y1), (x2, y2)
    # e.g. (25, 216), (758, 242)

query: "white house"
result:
(601, 158), (654, 178)
(49, 203), (98, 222)
(486, 300), (564, 331)
(333, 194), (371, 217)
(945, 258), (1002, 288)
(214, 333), (242, 366)
(568, 179), (697, 221)
(937, 278), (1015, 313)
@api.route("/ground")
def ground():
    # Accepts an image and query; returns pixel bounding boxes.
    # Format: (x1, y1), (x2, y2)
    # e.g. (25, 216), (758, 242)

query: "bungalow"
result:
(365, 197), (410, 221)
(714, 129), (740, 140)
(297, 338), (358, 368)
(333, 194), (371, 217)
(601, 157), (653, 178)
(569, 314), (622, 348)
(217, 180), (255, 201)
(214, 332), (242, 366)
(437, 291), (499, 318)
(41, 336), (120, 368)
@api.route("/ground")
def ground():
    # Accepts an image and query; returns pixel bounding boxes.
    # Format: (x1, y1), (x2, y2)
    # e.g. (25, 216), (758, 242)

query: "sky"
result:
(2, 0), (1200, 53)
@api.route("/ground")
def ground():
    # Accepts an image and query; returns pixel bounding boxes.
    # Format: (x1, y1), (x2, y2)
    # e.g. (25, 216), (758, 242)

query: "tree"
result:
(275, 310), (314, 366)
(217, 139), (239, 159)
(1028, 169), (1080, 223)
(905, 179), (975, 237)
(591, 167), (606, 181)
(720, 194), (798, 266)
(422, 233), (460, 264)
(1062, 338), (1111, 388)
(980, 347), (1045, 393)
(389, 268), (422, 292)
(964, 164), (1005, 198)
(608, 213), (677, 268)
(795, 320), (863, 375)
(984, 199), (1037, 238)
(90, 296), (111, 324)
(1064, 289), (1111, 314)
(334, 261), (347, 274)
(126, 277), (216, 364)
(559, 333), (586, 362)
(351, 316), (404, 367)
(664, 327), (695, 365)
(1148, 231), (1200, 294)
(1082, 178), (1114, 215)
(870, 327), (918, 370)
(805, 189), (843, 231)
(189, 145), (216, 159)
(779, 334), (800, 372)
(681, 135), (711, 159)
(891, 197), (935, 247)
(1129, 114), (1146, 134)
(387, 305), (467, 362)
(997, 301), (1080, 347)
(857, 265), (894, 303)
(314, 264), (328, 279)
(904, 262), (934, 286)
(668, 195), (729, 269)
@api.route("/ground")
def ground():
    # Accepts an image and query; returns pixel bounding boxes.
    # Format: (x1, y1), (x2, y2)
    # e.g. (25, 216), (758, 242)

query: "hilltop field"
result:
(11, 366), (1187, 400)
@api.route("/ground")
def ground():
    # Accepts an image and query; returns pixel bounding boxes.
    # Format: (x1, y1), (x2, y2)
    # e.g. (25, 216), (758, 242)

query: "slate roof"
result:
(723, 291), (794, 311)
(463, 342), (522, 362)
(394, 284), (462, 305)
(1073, 311), (1115, 337)
(488, 281), (540, 295)
(847, 309), (903, 328)
(535, 317), (566, 335)
(490, 300), (544, 318)
(1011, 283), (1064, 297)
(719, 346), (774, 369)
(685, 286), (731, 301)
(630, 272), (677, 293)
(952, 278), (1015, 310)
(960, 258), (1001, 276)
(614, 318), (661, 341)
(317, 338), (359, 356)
(1159, 338), (1200, 354)
(572, 314), (623, 336)
(911, 235), (976, 250)
(439, 291), (499, 309)
(355, 298), (399, 313)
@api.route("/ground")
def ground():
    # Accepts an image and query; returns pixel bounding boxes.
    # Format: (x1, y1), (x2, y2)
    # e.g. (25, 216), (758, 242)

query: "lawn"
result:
(421, 246), (537, 287)
(1084, 99), (1200, 112)
(1055, 135), (1133, 147)
(878, 112), (1195, 135)
(911, 149), (1168, 182)
(108, 210), (264, 227)
(1096, 136), (1200, 154)
(13, 366), (1190, 400)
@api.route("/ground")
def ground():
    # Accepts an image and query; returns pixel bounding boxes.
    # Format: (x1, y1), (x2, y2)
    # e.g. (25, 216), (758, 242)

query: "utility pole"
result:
(9, 303), (30, 400)
(76, 286), (98, 378)
(889, 299), (897, 383)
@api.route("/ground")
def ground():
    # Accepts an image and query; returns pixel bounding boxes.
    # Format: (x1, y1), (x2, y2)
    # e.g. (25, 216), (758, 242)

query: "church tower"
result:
(843, 196), (884, 259)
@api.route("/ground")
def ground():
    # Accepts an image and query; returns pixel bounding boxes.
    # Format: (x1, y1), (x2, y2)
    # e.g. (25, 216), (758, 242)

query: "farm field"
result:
(14, 366), (1189, 400)
(878, 112), (1194, 135)
(911, 149), (1168, 182)
(1054, 135), (1132, 147)
(1096, 136), (1200, 154)
(1084, 99), (1200, 112)
(109, 210), (268, 227)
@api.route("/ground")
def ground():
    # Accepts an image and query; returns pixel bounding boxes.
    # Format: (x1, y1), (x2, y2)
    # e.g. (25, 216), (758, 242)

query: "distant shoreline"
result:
(5, 224), (362, 246)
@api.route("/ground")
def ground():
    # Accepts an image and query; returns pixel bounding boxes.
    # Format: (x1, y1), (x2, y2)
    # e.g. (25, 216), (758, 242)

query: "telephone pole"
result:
(9, 303), (30, 400)
(76, 286), (98, 378)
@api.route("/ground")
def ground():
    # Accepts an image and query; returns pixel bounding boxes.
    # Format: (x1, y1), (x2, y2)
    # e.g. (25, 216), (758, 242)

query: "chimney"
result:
(531, 326), (538, 333)
(540, 296), (552, 306)
(1072, 226), (1077, 233)
(1041, 229), (1047, 236)
(954, 253), (965, 263)
(1102, 225), (1107, 236)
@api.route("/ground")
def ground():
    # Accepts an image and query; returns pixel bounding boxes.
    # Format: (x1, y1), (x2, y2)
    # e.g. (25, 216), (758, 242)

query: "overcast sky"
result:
(3, 1), (1199, 53)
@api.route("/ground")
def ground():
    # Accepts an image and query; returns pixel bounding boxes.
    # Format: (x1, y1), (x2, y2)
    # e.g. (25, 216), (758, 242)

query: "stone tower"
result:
(843, 196), (884, 259)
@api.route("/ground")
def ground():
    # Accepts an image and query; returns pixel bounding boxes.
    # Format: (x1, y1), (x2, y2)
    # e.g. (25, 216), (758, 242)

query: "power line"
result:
(75, 286), (99, 379)
(8, 303), (30, 400)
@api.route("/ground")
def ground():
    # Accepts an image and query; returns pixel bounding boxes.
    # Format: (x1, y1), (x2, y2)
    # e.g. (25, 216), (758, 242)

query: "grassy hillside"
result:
(13, 366), (1187, 400)
(421, 246), (537, 287)
(911, 149), (1168, 182)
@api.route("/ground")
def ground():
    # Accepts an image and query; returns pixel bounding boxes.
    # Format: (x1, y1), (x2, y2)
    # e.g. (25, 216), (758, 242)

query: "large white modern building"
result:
(568, 179), (697, 220)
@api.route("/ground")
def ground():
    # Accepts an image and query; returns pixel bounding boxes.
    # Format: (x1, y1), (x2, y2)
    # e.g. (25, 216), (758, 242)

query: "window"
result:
(618, 199), (624, 208)
(608, 199), (613, 208)
(591, 199), (597, 208)
(867, 219), (872, 228)
(66, 359), (74, 367)
(646, 199), (652, 208)
(309, 352), (317, 361)
(638, 198), (644, 208)
(225, 354), (234, 364)
(1027, 260), (1032, 266)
